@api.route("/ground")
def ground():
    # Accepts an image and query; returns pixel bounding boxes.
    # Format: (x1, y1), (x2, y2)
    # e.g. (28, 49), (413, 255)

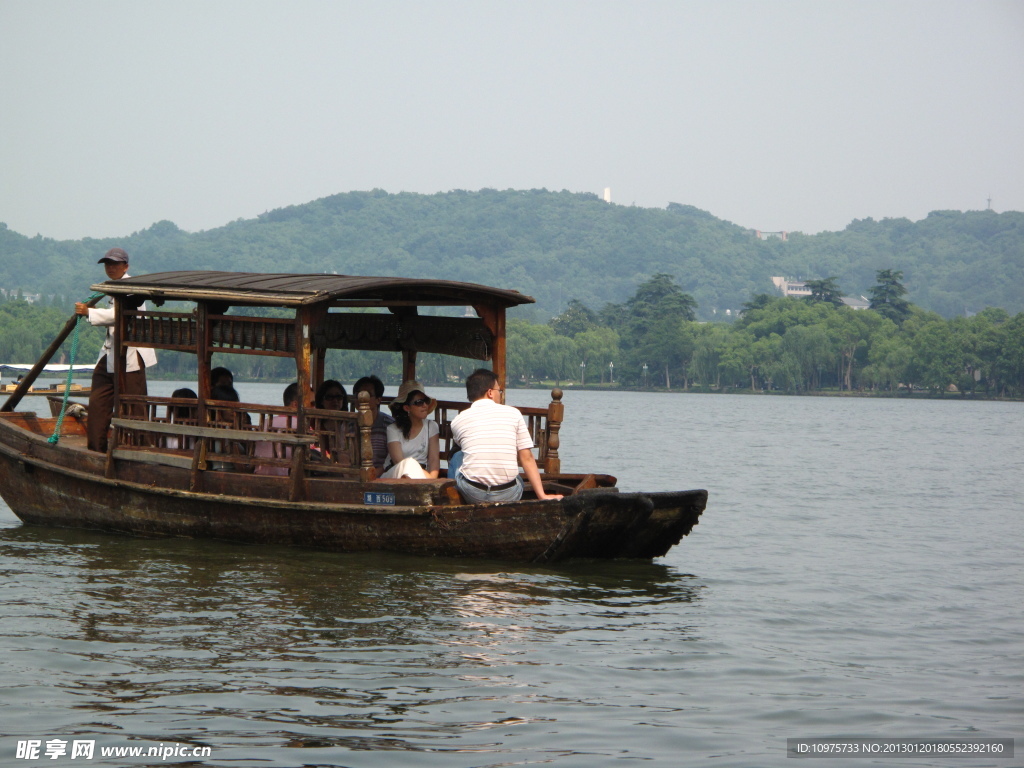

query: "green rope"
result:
(48, 292), (105, 444)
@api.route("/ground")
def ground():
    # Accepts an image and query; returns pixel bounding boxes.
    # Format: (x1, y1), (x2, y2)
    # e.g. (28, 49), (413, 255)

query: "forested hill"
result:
(2, 189), (1021, 320)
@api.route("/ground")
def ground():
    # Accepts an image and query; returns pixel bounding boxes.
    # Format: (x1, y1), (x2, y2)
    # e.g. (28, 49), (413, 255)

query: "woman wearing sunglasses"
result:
(381, 380), (440, 479)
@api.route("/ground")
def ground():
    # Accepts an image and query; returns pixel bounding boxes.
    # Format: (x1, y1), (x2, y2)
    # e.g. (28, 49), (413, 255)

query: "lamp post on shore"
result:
(580, 361), (586, 386)
(609, 361), (615, 384)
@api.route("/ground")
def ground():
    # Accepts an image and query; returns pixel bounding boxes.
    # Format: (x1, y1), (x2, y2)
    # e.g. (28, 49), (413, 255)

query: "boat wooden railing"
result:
(121, 311), (296, 356)
(110, 396), (373, 495)
(107, 386), (564, 485)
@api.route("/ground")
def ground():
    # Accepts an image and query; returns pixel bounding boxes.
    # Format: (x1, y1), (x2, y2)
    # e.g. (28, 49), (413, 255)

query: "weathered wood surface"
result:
(0, 411), (87, 437)
(95, 272), (535, 310)
(0, 418), (706, 562)
(111, 418), (313, 444)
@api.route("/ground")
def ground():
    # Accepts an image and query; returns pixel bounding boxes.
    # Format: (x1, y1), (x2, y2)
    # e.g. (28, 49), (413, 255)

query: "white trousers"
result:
(380, 457), (429, 479)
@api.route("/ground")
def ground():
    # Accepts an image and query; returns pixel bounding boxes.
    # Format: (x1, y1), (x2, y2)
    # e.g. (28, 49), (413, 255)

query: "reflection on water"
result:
(0, 522), (704, 764)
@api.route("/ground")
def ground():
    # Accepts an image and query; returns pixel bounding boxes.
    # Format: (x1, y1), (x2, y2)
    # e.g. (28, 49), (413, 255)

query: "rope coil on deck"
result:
(47, 292), (104, 445)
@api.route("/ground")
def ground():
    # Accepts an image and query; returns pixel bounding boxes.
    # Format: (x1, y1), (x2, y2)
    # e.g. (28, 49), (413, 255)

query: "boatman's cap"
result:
(98, 248), (129, 264)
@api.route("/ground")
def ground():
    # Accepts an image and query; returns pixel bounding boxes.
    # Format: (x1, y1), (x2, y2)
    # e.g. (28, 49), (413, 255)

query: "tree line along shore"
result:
(3, 270), (1022, 400)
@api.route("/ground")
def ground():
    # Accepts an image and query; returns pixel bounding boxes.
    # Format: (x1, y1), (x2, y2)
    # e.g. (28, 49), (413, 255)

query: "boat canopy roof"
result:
(93, 271), (535, 310)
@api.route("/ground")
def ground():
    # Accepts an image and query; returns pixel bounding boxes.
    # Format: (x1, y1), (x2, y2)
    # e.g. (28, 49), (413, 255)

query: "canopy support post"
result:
(196, 302), (212, 429)
(474, 305), (506, 401)
(402, 350), (417, 383)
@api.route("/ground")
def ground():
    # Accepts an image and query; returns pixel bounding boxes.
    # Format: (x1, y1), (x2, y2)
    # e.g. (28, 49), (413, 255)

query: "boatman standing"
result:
(75, 248), (157, 452)
(449, 368), (562, 504)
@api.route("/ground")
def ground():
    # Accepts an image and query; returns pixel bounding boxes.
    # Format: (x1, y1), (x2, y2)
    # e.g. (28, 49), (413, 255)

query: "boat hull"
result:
(0, 422), (706, 562)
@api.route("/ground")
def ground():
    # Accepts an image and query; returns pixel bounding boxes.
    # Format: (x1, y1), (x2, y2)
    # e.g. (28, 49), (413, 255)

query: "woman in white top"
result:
(381, 380), (440, 479)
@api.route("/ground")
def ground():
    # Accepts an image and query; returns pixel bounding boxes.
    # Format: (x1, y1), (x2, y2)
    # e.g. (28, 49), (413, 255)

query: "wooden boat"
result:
(0, 364), (93, 398)
(0, 272), (706, 562)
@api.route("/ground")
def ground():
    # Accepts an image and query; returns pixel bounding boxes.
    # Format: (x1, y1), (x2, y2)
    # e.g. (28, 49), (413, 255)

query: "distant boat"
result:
(0, 271), (707, 562)
(1, 363), (94, 377)
(0, 364), (94, 395)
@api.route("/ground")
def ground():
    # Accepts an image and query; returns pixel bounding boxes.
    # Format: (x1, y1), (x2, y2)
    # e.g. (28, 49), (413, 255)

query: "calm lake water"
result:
(1, 386), (1021, 767)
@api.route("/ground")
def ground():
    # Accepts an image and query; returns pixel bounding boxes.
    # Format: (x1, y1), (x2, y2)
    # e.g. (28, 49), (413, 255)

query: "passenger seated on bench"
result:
(449, 368), (562, 503)
(313, 380), (350, 463)
(254, 382), (299, 477)
(210, 384), (243, 424)
(211, 367), (234, 391)
(165, 387), (197, 449)
(380, 381), (440, 479)
(315, 380), (348, 411)
(209, 384), (250, 471)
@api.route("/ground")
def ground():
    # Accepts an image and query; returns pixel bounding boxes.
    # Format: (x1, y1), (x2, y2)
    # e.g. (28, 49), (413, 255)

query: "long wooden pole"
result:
(1, 295), (104, 413)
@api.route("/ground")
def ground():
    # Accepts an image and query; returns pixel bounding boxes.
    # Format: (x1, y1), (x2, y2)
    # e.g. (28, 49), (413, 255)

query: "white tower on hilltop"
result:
(603, 187), (611, 203)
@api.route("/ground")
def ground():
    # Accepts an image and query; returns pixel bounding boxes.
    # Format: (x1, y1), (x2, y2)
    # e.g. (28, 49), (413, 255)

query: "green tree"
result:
(804, 277), (845, 307)
(690, 324), (731, 389)
(991, 313), (1024, 397)
(507, 319), (557, 384)
(602, 274), (699, 387)
(748, 336), (777, 390)
(626, 273), (698, 327)
(574, 327), (620, 384)
(741, 293), (778, 313)
(549, 299), (598, 337)
(738, 295), (832, 340)
(628, 317), (696, 389)
(781, 324), (835, 391)
(861, 333), (911, 393)
(718, 330), (757, 390)
(908, 319), (962, 393)
(539, 334), (579, 385)
(824, 308), (886, 390)
(868, 269), (911, 324)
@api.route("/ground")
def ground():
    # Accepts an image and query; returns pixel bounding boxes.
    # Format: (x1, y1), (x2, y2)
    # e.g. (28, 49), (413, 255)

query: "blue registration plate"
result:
(363, 492), (396, 506)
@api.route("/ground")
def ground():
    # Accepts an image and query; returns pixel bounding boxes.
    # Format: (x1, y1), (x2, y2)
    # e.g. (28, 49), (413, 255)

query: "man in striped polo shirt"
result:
(449, 369), (563, 504)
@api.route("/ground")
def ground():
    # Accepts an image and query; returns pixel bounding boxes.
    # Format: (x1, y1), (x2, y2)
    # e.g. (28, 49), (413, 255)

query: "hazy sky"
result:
(2, 0), (1022, 240)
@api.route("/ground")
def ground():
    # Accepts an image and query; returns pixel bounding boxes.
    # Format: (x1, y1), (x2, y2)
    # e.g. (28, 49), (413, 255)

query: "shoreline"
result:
(511, 384), (1022, 401)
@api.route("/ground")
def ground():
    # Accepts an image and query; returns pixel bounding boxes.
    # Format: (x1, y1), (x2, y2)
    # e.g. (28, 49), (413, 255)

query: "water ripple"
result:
(1, 391), (1022, 766)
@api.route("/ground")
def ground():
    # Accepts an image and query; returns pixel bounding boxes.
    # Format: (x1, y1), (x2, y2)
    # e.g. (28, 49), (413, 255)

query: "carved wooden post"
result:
(402, 349), (417, 383)
(357, 390), (375, 482)
(289, 444), (307, 503)
(189, 438), (206, 492)
(310, 304), (327, 391)
(196, 302), (212, 430)
(545, 388), (563, 475)
(295, 307), (315, 411)
(292, 306), (316, 498)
